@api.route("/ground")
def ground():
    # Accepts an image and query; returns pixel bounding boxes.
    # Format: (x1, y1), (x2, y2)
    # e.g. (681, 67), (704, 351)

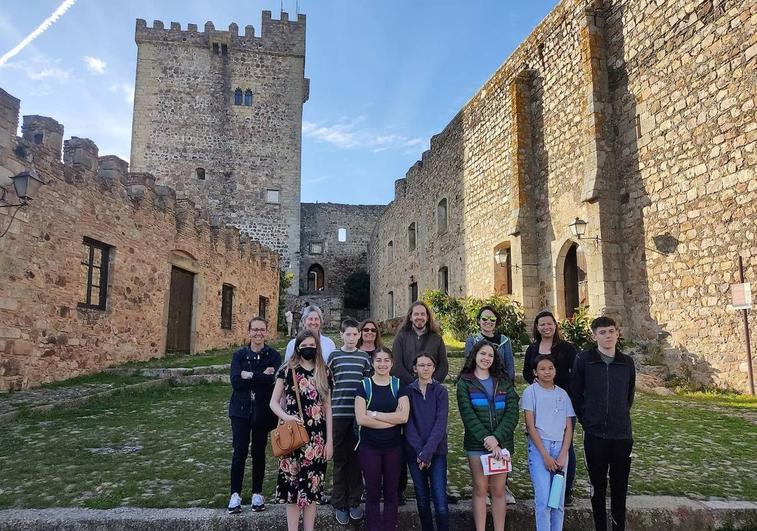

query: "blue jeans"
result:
(406, 448), (449, 531)
(567, 418), (576, 494)
(527, 439), (566, 531)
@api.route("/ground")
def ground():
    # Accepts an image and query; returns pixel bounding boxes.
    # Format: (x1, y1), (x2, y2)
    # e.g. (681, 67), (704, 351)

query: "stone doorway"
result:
(166, 266), (194, 352)
(562, 243), (587, 318)
(307, 264), (324, 293)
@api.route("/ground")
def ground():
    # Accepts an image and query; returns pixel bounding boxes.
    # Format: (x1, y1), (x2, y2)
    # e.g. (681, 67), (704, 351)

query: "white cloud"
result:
(0, 0), (78, 66)
(109, 83), (135, 105)
(303, 175), (332, 185)
(83, 56), (106, 74)
(2, 56), (70, 82)
(303, 118), (425, 153)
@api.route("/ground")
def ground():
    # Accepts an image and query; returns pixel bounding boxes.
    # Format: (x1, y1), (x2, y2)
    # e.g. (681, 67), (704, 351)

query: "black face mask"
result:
(299, 347), (317, 361)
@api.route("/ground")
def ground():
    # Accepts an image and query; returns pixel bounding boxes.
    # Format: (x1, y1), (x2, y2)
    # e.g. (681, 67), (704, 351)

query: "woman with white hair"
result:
(285, 304), (337, 363)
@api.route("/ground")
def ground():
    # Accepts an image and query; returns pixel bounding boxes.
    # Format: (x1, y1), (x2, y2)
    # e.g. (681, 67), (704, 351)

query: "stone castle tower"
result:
(129, 12), (309, 288)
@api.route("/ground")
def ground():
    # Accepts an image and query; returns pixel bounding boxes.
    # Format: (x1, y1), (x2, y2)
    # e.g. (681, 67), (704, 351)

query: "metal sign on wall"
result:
(732, 282), (753, 310)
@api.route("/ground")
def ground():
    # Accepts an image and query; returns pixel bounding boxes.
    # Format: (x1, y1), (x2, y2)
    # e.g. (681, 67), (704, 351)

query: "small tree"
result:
(343, 271), (370, 309)
(277, 271), (294, 333)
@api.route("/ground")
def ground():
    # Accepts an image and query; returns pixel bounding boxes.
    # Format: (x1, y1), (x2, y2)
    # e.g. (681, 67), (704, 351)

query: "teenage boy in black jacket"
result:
(571, 316), (635, 531)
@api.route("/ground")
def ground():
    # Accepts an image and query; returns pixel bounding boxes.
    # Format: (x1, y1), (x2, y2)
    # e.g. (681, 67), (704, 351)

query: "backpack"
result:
(354, 376), (401, 450)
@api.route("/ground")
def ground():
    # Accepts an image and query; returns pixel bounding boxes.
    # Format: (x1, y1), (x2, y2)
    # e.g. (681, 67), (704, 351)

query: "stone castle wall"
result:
(0, 89), (279, 392)
(370, 0), (756, 390)
(129, 12), (308, 290)
(299, 202), (386, 298)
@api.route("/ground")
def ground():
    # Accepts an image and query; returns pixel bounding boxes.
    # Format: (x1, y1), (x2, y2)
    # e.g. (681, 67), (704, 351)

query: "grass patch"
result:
(0, 357), (755, 509)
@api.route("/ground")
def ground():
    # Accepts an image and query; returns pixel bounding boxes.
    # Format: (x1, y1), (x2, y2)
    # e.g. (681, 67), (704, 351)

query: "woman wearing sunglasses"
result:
(464, 305), (517, 505)
(357, 319), (384, 357)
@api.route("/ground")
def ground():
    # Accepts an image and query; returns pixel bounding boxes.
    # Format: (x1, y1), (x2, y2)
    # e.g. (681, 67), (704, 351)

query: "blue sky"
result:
(0, 0), (558, 205)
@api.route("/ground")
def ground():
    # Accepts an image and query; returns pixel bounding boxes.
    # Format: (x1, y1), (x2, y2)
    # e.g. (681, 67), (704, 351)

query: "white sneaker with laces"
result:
(505, 486), (516, 504)
(228, 492), (242, 514)
(251, 493), (266, 512)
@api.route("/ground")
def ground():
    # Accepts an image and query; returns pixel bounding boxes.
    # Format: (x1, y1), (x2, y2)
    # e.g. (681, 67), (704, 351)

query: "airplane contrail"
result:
(0, 0), (78, 67)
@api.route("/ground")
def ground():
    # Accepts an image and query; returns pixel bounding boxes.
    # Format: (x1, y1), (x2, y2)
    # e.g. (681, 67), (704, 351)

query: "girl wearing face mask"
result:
(270, 331), (333, 531)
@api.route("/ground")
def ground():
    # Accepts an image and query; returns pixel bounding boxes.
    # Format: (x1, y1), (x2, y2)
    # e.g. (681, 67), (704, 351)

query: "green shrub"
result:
(559, 305), (594, 350)
(422, 290), (527, 349)
(277, 271), (294, 333)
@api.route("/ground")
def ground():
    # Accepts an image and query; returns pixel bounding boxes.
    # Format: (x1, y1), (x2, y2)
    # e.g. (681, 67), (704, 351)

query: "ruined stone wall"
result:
(129, 13), (308, 289)
(370, 0), (756, 390)
(0, 92), (279, 392)
(299, 203), (385, 300)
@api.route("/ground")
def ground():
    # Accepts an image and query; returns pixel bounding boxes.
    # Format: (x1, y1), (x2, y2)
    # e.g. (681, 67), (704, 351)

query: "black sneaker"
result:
(447, 492), (459, 504)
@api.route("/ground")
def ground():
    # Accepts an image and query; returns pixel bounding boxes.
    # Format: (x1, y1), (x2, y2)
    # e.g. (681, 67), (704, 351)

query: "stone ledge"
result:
(0, 380), (169, 424)
(0, 497), (754, 530)
(106, 365), (230, 378)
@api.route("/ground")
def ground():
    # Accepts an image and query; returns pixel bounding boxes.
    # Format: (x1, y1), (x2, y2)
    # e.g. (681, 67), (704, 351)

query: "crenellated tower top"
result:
(135, 11), (306, 56)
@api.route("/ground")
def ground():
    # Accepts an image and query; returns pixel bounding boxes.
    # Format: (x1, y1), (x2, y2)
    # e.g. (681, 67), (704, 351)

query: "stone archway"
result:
(307, 264), (325, 293)
(555, 240), (587, 319)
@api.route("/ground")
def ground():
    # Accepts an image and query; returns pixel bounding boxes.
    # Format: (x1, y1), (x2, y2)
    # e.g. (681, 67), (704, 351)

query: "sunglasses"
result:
(480, 317), (497, 322)
(362, 328), (377, 333)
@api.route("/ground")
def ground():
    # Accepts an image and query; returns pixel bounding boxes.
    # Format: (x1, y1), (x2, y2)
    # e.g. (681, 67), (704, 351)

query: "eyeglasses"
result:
(250, 328), (266, 333)
(480, 317), (497, 322)
(362, 328), (377, 333)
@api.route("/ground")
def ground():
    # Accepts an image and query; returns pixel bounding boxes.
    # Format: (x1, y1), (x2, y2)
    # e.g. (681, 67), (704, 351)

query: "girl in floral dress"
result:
(269, 330), (333, 531)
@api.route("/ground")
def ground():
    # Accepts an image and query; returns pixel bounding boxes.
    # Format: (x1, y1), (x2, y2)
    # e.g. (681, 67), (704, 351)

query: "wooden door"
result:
(166, 266), (194, 352)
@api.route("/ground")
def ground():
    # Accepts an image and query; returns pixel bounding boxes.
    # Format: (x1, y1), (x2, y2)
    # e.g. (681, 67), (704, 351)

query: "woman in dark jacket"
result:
(227, 316), (281, 514)
(522, 310), (578, 505)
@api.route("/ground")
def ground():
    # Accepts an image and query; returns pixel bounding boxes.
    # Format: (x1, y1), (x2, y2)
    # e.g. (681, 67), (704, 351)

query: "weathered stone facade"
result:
(370, 0), (756, 390)
(0, 89), (279, 392)
(129, 13), (308, 291)
(299, 202), (385, 297)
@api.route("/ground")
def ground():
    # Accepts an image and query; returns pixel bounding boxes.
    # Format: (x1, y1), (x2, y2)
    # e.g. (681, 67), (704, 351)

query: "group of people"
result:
(228, 301), (635, 531)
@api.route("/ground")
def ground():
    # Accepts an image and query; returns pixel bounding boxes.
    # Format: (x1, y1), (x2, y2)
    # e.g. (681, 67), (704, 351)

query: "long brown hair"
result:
(532, 310), (563, 345)
(357, 319), (383, 351)
(399, 301), (440, 334)
(459, 339), (508, 380)
(289, 330), (330, 401)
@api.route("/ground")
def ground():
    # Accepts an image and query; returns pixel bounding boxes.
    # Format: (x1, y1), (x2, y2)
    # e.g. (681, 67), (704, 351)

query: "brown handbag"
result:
(271, 368), (310, 457)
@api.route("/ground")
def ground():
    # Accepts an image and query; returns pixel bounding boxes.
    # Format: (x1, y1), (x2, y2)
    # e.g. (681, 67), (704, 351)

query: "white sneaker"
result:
(228, 492), (242, 514)
(505, 486), (516, 504)
(251, 493), (266, 512)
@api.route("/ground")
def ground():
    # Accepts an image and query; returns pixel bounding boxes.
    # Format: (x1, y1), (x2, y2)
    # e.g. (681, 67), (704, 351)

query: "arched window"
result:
(437, 198), (448, 234)
(407, 222), (416, 251)
(494, 242), (512, 295)
(307, 264), (325, 293)
(244, 89), (253, 106)
(387, 241), (394, 263)
(438, 266), (449, 294)
(195, 167), (206, 180)
(234, 88), (243, 105)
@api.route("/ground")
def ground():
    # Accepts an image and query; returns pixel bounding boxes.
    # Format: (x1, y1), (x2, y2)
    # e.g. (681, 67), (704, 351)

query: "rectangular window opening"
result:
(258, 295), (268, 321)
(78, 237), (112, 310)
(338, 228), (347, 242)
(221, 284), (234, 330)
(266, 189), (280, 204)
